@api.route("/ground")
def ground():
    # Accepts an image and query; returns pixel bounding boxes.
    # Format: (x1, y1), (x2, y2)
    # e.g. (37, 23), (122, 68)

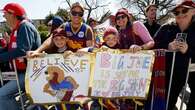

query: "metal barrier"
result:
(166, 52), (176, 110)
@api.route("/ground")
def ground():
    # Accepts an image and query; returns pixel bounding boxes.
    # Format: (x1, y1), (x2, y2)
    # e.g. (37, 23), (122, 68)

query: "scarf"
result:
(8, 20), (26, 71)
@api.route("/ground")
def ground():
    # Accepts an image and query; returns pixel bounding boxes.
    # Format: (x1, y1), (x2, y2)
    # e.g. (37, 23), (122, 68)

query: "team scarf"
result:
(8, 20), (26, 71)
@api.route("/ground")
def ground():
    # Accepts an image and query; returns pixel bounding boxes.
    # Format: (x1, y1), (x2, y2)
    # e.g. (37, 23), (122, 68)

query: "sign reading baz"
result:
(91, 51), (155, 98)
(25, 54), (91, 103)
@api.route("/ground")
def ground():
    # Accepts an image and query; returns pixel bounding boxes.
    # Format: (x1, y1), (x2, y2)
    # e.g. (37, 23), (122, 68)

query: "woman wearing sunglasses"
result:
(154, 0), (195, 110)
(115, 8), (154, 52)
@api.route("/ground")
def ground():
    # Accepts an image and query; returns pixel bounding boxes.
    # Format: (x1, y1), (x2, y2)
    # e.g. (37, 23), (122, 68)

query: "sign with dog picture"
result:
(91, 50), (155, 98)
(25, 53), (92, 104)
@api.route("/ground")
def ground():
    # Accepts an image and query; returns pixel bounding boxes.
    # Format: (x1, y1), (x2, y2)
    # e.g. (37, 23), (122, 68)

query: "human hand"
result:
(168, 40), (179, 51)
(177, 42), (188, 54)
(129, 44), (142, 53)
(75, 51), (87, 57)
(63, 51), (73, 58)
(3, 32), (10, 43)
(26, 50), (46, 58)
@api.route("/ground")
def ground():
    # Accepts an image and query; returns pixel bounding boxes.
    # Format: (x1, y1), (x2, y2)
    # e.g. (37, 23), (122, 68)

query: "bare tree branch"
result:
(120, 0), (175, 23)
(64, 0), (71, 8)
(81, 0), (110, 23)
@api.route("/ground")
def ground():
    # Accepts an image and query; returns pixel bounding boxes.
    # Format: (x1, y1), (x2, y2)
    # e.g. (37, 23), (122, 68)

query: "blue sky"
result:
(0, 0), (63, 22)
(0, 0), (121, 22)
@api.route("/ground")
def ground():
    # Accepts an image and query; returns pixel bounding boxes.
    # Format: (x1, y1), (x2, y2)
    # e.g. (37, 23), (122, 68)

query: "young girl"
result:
(82, 26), (121, 53)
(52, 29), (69, 53)
(101, 26), (121, 49)
(83, 26), (121, 110)
(91, 26), (137, 110)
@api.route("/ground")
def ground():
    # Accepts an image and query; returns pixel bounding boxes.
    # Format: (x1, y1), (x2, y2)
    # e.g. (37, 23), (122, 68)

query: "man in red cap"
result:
(0, 3), (41, 110)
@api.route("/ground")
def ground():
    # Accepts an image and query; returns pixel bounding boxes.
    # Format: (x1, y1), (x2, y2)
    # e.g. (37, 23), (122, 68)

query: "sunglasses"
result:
(71, 11), (83, 17)
(173, 8), (190, 16)
(116, 15), (127, 20)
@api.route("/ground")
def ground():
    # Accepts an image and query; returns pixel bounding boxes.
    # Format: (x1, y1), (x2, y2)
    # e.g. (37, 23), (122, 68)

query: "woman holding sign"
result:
(154, 0), (195, 110)
(115, 8), (154, 52)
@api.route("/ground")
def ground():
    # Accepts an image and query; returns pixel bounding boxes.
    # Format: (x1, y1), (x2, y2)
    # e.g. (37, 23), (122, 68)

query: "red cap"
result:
(173, 0), (195, 11)
(115, 8), (131, 21)
(1, 3), (26, 17)
(52, 29), (66, 38)
(103, 26), (119, 40)
(115, 8), (129, 17)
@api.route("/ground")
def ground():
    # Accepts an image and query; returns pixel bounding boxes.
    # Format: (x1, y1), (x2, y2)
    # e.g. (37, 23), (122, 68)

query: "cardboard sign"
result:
(93, 20), (110, 44)
(25, 54), (92, 104)
(91, 50), (155, 98)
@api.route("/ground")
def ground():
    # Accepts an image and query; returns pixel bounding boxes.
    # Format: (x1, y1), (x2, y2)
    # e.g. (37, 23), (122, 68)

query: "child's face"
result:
(104, 34), (118, 47)
(53, 36), (68, 48)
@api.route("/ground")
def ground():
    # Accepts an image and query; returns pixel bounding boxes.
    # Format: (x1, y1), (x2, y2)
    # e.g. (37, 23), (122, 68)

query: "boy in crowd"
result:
(52, 29), (69, 53)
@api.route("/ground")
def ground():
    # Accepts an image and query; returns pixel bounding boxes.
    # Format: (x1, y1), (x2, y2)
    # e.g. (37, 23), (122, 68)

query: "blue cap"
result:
(52, 16), (64, 27)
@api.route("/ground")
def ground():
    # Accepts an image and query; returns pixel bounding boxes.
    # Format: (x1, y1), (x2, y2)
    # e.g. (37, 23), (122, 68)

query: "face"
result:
(3, 11), (15, 28)
(71, 7), (84, 24)
(104, 34), (118, 48)
(53, 36), (68, 48)
(116, 14), (128, 28)
(173, 7), (194, 25)
(89, 21), (97, 28)
(110, 16), (116, 26)
(146, 6), (157, 20)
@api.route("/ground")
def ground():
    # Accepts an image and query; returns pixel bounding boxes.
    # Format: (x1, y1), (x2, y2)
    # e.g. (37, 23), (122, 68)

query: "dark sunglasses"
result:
(71, 11), (83, 17)
(173, 8), (190, 16)
(116, 15), (127, 20)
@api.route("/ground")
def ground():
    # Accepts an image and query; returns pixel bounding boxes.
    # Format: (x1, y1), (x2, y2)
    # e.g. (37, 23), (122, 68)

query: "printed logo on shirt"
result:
(12, 42), (17, 48)
(66, 31), (73, 37)
(78, 32), (85, 38)
(67, 40), (83, 49)
(14, 31), (17, 37)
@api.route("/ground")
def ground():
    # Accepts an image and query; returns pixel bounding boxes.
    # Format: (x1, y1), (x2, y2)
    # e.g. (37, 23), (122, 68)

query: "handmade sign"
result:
(93, 19), (110, 45)
(25, 53), (92, 104)
(91, 50), (155, 98)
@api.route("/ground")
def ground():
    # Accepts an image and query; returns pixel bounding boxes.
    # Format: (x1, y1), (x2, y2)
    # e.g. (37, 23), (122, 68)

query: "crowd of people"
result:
(0, 0), (195, 110)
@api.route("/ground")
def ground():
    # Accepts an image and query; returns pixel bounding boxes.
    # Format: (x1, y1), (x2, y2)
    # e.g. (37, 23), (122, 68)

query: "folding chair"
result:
(179, 58), (195, 110)
(0, 60), (25, 110)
